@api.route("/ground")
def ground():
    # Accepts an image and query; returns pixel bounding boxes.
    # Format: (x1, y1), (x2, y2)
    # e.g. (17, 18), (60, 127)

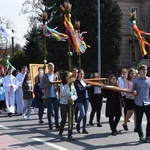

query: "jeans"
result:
(134, 104), (150, 138)
(22, 99), (32, 117)
(38, 106), (44, 121)
(46, 97), (59, 127)
(77, 100), (89, 129)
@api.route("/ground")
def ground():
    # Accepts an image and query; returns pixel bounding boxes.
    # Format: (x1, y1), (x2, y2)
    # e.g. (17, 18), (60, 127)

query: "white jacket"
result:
(59, 83), (77, 105)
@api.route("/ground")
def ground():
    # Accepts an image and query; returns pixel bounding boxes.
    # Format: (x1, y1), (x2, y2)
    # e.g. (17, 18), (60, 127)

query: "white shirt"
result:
(94, 86), (102, 94)
(16, 72), (26, 87)
(80, 79), (89, 98)
(48, 74), (56, 97)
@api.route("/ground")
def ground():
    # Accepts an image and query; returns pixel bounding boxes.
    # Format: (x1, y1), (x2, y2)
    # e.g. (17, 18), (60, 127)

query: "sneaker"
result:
(55, 125), (60, 130)
(139, 136), (146, 143)
(49, 126), (53, 130)
(89, 121), (94, 126)
(39, 120), (44, 124)
(122, 123), (128, 131)
(58, 134), (63, 140)
(76, 124), (80, 133)
(68, 135), (75, 141)
(82, 129), (89, 134)
(115, 129), (119, 134)
(145, 136), (150, 143)
(8, 113), (12, 117)
(22, 114), (26, 119)
(111, 131), (117, 136)
(28, 116), (32, 120)
(134, 128), (138, 132)
(97, 123), (102, 127)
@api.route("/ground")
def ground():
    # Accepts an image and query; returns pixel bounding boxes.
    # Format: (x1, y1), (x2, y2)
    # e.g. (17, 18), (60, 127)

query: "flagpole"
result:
(78, 53), (81, 69)
(63, 0), (73, 133)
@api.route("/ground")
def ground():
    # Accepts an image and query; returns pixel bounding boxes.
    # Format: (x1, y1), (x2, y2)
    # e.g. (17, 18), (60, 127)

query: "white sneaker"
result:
(22, 114), (27, 119)
(28, 116), (32, 120)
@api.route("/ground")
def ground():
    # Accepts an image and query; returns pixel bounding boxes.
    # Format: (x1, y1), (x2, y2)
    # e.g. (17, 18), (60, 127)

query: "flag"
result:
(0, 16), (14, 38)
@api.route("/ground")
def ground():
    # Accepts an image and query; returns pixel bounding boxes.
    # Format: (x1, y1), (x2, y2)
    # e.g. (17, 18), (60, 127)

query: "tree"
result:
(11, 49), (29, 70)
(23, 25), (44, 63)
(101, 0), (122, 75)
(72, 0), (98, 73)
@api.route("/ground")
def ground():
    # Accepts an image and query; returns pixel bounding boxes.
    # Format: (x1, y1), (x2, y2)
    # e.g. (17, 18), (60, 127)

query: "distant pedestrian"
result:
(0, 67), (5, 112)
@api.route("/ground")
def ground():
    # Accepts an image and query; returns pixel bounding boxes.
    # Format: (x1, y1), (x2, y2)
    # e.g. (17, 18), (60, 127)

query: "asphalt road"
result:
(0, 101), (149, 150)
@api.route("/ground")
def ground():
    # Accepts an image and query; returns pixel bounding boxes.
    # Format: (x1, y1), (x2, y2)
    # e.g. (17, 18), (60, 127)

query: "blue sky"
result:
(0, 0), (28, 47)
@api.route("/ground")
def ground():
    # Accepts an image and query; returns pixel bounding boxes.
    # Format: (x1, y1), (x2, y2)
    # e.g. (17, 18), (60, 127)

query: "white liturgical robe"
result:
(16, 73), (26, 114)
(3, 75), (18, 113)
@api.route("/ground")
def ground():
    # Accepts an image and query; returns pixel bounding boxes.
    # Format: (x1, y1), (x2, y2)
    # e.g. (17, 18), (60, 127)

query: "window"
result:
(130, 43), (140, 63)
(141, 18), (147, 31)
(130, 7), (139, 35)
(131, 44), (135, 63)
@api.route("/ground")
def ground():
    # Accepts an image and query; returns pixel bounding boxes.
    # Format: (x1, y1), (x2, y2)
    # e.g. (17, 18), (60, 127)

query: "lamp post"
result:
(11, 30), (14, 57)
(98, 0), (101, 74)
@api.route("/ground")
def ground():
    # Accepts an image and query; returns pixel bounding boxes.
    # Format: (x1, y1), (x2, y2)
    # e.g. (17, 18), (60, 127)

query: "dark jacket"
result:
(89, 86), (102, 102)
(32, 82), (44, 108)
(102, 89), (123, 117)
(74, 79), (89, 103)
(22, 81), (33, 100)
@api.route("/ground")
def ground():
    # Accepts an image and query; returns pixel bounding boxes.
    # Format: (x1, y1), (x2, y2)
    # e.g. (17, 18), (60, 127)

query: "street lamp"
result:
(98, 0), (101, 74)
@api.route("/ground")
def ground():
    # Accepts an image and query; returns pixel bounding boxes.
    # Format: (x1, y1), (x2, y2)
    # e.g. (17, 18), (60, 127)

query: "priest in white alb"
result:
(16, 66), (28, 114)
(3, 68), (18, 117)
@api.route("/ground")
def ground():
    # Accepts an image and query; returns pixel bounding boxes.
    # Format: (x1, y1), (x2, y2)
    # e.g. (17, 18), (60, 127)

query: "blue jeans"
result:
(77, 100), (89, 129)
(46, 97), (59, 127)
(134, 104), (150, 138)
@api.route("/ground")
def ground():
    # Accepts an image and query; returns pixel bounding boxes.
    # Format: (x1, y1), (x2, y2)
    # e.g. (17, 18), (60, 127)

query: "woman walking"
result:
(102, 74), (123, 136)
(58, 71), (77, 140)
(22, 73), (33, 120)
(122, 68), (137, 131)
(33, 73), (45, 124)
(74, 69), (90, 134)
(89, 72), (103, 127)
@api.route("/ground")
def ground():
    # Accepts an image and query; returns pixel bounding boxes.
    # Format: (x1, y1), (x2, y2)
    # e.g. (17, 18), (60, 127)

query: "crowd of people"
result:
(0, 63), (150, 143)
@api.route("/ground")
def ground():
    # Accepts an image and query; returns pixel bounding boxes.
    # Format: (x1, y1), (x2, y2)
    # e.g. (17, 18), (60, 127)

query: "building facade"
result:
(117, 0), (150, 68)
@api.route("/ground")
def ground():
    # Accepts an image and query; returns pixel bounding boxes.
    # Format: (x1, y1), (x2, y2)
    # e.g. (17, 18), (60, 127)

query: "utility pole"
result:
(98, 0), (101, 74)
(11, 30), (14, 57)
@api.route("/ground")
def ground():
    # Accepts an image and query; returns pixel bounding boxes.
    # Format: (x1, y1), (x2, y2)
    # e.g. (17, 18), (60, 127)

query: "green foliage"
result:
(11, 50), (29, 70)
(23, 25), (44, 63)
(101, 0), (122, 75)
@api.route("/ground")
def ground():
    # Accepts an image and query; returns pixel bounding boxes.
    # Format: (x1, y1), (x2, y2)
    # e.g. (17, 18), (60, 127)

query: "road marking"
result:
(0, 125), (10, 130)
(32, 138), (69, 150)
